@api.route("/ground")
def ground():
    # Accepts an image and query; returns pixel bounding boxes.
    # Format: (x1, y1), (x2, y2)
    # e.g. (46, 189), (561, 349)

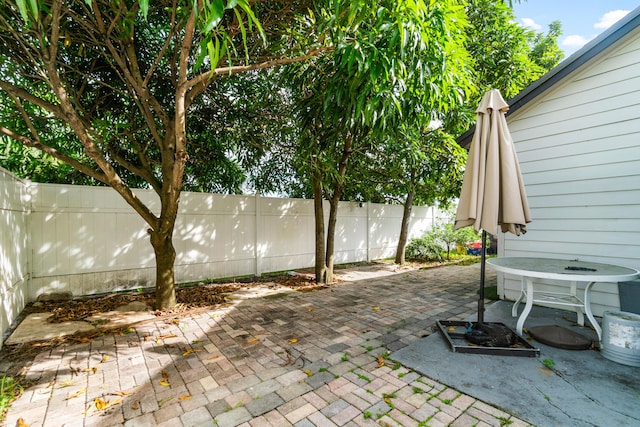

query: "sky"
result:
(512, 1), (639, 57)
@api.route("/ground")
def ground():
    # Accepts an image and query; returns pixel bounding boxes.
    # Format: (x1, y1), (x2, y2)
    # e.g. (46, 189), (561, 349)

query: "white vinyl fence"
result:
(0, 168), (30, 345)
(1, 169), (441, 345)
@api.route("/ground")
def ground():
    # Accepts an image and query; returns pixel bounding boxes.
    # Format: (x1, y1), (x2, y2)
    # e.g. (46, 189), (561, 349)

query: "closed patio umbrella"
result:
(454, 88), (532, 326)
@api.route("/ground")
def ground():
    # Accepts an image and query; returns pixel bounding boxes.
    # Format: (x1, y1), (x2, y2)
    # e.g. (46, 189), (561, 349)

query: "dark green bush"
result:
(406, 235), (444, 262)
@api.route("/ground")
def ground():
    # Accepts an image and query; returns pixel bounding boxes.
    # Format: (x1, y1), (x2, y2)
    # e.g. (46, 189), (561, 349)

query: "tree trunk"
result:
(324, 134), (352, 283)
(150, 228), (177, 309)
(395, 184), (415, 265)
(325, 197), (339, 283)
(313, 170), (328, 284)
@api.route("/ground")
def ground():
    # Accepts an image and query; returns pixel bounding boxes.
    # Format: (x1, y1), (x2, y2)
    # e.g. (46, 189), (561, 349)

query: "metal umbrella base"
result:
(436, 320), (540, 357)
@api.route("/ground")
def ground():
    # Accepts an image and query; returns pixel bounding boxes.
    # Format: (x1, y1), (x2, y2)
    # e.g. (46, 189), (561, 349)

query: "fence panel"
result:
(1, 179), (440, 346)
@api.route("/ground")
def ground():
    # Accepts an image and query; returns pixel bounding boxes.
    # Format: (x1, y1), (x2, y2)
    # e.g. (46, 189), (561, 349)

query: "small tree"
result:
(406, 209), (480, 261)
(432, 222), (479, 260)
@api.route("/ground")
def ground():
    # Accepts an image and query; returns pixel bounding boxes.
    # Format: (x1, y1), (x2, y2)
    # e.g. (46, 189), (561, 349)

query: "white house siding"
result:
(499, 26), (640, 316)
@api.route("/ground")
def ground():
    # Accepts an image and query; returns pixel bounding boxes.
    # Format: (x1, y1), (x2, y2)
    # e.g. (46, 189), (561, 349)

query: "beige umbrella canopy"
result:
(454, 89), (531, 328)
(454, 89), (531, 236)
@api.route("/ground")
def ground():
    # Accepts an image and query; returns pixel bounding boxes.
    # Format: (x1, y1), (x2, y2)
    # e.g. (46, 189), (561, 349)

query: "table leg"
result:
(512, 276), (526, 317)
(516, 277), (535, 336)
(584, 281), (602, 341)
(570, 280), (585, 326)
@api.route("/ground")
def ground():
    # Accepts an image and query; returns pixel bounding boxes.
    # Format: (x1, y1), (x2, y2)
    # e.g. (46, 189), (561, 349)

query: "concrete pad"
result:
(5, 312), (95, 345)
(391, 301), (640, 427)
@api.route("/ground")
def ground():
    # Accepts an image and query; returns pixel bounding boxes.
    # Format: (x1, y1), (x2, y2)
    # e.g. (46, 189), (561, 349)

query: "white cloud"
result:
(521, 17), (542, 30)
(562, 34), (593, 49)
(594, 10), (631, 29)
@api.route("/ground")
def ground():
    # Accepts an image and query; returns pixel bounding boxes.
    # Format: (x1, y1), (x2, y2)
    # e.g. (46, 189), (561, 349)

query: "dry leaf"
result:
(247, 337), (260, 344)
(92, 366), (98, 374)
(77, 337), (91, 343)
(383, 396), (391, 404)
(94, 397), (122, 411)
(66, 387), (87, 400)
(448, 326), (456, 331)
(16, 418), (29, 427)
(179, 395), (192, 401)
(57, 380), (74, 388)
(372, 306), (380, 311)
(159, 371), (170, 386)
(182, 349), (202, 357)
(304, 369), (313, 377)
(377, 355), (385, 368)
(100, 355), (109, 363)
(131, 400), (140, 410)
(307, 307), (315, 312)
(288, 338), (298, 344)
(113, 390), (132, 396)
(159, 334), (178, 340)
(158, 397), (174, 408)
(94, 397), (108, 410)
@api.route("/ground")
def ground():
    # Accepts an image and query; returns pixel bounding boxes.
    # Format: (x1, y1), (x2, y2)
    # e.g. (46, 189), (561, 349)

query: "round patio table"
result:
(486, 257), (640, 341)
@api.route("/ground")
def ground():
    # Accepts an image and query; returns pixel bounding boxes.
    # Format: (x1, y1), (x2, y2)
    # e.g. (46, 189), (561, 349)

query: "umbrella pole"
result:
(478, 230), (487, 325)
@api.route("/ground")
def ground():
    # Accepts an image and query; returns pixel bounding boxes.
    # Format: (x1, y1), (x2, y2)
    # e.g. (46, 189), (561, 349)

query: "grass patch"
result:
(0, 376), (23, 421)
(481, 286), (499, 300)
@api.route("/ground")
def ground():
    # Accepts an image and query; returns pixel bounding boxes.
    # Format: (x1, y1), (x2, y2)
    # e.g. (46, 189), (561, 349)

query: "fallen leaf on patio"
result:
(160, 380), (171, 386)
(100, 355), (109, 363)
(16, 417), (29, 427)
(305, 369), (313, 377)
(208, 355), (220, 361)
(113, 390), (132, 396)
(94, 398), (108, 410)
(57, 380), (74, 388)
(179, 395), (192, 401)
(247, 337), (260, 344)
(372, 306), (380, 311)
(159, 334), (178, 339)
(377, 355), (385, 368)
(182, 349), (202, 357)
(448, 326), (456, 331)
(66, 388), (87, 400)
(94, 397), (122, 411)
(158, 397), (174, 408)
(383, 396), (391, 404)
(131, 400), (140, 410)
(288, 338), (298, 344)
(307, 307), (314, 312)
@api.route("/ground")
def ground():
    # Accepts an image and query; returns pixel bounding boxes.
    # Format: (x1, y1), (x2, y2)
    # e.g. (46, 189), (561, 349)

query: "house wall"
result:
(499, 26), (640, 316)
(26, 183), (438, 301)
(0, 167), (30, 341)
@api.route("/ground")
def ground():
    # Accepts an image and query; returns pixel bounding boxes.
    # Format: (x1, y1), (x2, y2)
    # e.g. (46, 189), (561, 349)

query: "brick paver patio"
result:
(2, 263), (533, 427)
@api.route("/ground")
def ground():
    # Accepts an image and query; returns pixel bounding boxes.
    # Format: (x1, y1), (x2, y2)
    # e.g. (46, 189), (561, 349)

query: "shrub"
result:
(406, 234), (445, 262)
